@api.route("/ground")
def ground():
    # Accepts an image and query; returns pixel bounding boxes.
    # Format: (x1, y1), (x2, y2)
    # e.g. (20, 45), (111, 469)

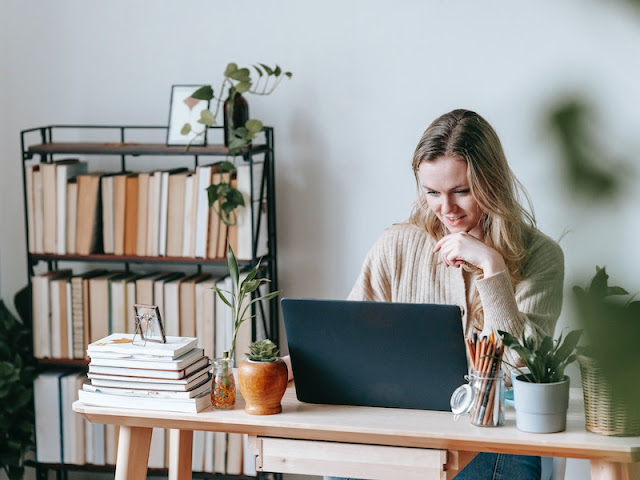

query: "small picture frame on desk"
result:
(132, 304), (166, 345)
(166, 84), (210, 146)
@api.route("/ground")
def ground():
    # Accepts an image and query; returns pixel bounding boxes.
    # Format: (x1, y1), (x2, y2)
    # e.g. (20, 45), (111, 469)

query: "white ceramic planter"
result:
(513, 375), (570, 433)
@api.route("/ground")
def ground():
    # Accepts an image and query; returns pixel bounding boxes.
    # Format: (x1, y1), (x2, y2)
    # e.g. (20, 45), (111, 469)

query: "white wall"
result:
(2, 1), (640, 479)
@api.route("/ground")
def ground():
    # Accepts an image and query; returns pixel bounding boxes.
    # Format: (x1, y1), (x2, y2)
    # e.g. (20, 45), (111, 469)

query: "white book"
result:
(182, 173), (195, 257)
(214, 432), (227, 474)
(88, 369), (210, 391)
(56, 159), (88, 254)
(214, 276), (233, 358)
(101, 174), (115, 254)
(163, 274), (185, 337)
(62, 373), (85, 464)
(148, 428), (165, 469)
(110, 272), (138, 335)
(136, 172), (150, 256)
(192, 430), (206, 472)
(196, 276), (216, 362)
(32, 270), (71, 358)
(88, 355), (209, 380)
(49, 278), (63, 358)
(93, 423), (106, 465)
(66, 280), (73, 358)
(87, 333), (197, 359)
(34, 372), (63, 463)
(25, 164), (38, 253)
(78, 388), (212, 413)
(226, 433), (243, 475)
(235, 161), (268, 260)
(203, 431), (215, 472)
(82, 378), (210, 399)
(194, 164), (213, 258)
(158, 170), (170, 256)
(147, 170), (163, 256)
(84, 421), (105, 465)
(89, 347), (204, 370)
(105, 424), (118, 465)
(84, 415), (94, 465)
(33, 168), (44, 253)
(66, 181), (78, 254)
(243, 434), (257, 476)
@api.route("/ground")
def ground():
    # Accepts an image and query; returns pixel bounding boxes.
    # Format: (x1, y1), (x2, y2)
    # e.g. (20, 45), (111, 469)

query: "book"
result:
(136, 172), (150, 256)
(88, 368), (210, 391)
(71, 269), (108, 359)
(61, 372), (86, 465)
(163, 273), (186, 337)
(226, 433), (243, 475)
(214, 432), (227, 474)
(194, 164), (217, 258)
(179, 273), (211, 337)
(32, 270), (72, 358)
(89, 346), (204, 370)
(50, 275), (71, 358)
(25, 164), (39, 253)
(215, 171), (232, 259)
(105, 424), (119, 465)
(109, 272), (139, 335)
(243, 434), (257, 476)
(148, 428), (166, 469)
(124, 173), (139, 255)
(32, 167), (45, 253)
(88, 354), (209, 380)
(41, 162), (58, 253)
(214, 276), (233, 358)
(56, 159), (88, 254)
(146, 170), (162, 256)
(89, 271), (127, 343)
(153, 272), (184, 327)
(82, 376), (210, 399)
(101, 173), (115, 254)
(87, 333), (197, 359)
(34, 371), (64, 463)
(192, 430), (206, 472)
(227, 177), (239, 258)
(181, 172), (195, 257)
(235, 161), (268, 260)
(78, 388), (212, 413)
(195, 276), (217, 362)
(203, 432), (215, 472)
(135, 271), (173, 305)
(113, 172), (129, 255)
(166, 170), (190, 257)
(206, 172), (222, 259)
(76, 173), (104, 255)
(66, 180), (78, 254)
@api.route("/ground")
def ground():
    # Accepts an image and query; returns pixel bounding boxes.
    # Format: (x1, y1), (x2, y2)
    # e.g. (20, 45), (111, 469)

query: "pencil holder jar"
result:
(451, 368), (505, 427)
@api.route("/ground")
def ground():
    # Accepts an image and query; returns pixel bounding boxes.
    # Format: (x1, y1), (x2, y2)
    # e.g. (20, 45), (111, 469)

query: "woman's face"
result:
(418, 155), (484, 238)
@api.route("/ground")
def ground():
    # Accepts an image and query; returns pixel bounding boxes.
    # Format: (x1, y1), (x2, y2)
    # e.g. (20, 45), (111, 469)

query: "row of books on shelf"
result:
(32, 267), (265, 363)
(35, 367), (255, 474)
(25, 158), (267, 260)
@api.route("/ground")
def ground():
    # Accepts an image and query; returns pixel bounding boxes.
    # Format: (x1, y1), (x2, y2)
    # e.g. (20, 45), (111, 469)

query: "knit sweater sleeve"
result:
(475, 231), (565, 371)
(347, 229), (395, 301)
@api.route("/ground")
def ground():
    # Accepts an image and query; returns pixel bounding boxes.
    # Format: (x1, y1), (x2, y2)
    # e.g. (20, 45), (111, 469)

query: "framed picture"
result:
(166, 84), (210, 146)
(132, 304), (166, 345)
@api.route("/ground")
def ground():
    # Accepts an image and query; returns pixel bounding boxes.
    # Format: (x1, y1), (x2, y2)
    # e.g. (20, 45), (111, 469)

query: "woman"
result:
(328, 109), (564, 480)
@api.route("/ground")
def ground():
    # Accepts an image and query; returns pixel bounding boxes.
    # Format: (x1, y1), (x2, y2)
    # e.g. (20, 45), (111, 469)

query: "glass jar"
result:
(211, 356), (236, 409)
(223, 88), (249, 147)
(451, 368), (505, 427)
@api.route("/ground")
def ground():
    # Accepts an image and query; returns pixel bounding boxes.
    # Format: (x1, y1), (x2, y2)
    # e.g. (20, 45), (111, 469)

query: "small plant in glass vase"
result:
(238, 338), (289, 415)
(182, 62), (292, 226)
(498, 328), (581, 433)
(210, 244), (281, 410)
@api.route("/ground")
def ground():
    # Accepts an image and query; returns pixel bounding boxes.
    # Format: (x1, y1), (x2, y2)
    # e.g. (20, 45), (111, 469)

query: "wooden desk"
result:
(73, 386), (640, 480)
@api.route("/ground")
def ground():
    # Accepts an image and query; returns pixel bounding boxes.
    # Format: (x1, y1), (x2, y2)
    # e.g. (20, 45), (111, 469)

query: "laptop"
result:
(282, 298), (468, 411)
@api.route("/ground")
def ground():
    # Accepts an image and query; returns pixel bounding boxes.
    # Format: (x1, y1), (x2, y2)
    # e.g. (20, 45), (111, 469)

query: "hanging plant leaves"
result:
(190, 85), (214, 101)
(198, 109), (216, 126)
(180, 123), (191, 135)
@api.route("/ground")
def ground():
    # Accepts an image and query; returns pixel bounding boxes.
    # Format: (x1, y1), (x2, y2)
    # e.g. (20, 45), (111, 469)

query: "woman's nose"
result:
(441, 195), (456, 213)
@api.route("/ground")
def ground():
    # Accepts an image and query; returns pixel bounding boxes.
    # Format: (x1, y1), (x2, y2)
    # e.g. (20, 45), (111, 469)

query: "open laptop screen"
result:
(282, 298), (467, 411)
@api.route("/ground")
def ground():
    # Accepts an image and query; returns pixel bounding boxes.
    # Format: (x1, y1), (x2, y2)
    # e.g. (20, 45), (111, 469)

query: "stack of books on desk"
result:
(78, 333), (212, 413)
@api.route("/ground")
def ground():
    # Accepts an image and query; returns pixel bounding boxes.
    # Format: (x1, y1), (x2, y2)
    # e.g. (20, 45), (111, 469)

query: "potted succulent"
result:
(573, 266), (640, 436)
(183, 62), (292, 226)
(238, 339), (288, 415)
(210, 243), (281, 409)
(498, 328), (581, 433)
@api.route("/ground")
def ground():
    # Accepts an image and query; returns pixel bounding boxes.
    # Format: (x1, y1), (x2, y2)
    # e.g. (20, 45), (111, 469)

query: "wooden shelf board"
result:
(27, 142), (268, 156)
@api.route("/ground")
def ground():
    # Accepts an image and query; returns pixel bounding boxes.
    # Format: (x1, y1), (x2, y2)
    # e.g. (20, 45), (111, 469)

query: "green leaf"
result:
(227, 244), (240, 293)
(198, 109), (216, 126)
(213, 287), (233, 309)
(285, 72), (293, 78)
(259, 63), (274, 75)
(606, 286), (629, 296)
(274, 65), (282, 76)
(245, 119), (263, 134)
(224, 62), (238, 77)
(235, 81), (251, 93)
(252, 65), (264, 77)
(190, 85), (214, 101)
(229, 68), (251, 83)
(219, 161), (236, 173)
(180, 123), (191, 135)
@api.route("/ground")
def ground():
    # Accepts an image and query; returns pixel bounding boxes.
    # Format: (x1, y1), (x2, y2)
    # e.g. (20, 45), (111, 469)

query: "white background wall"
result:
(2, 1), (640, 479)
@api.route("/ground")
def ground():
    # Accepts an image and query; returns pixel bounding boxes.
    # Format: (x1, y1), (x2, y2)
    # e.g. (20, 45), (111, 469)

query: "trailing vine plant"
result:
(181, 62), (292, 225)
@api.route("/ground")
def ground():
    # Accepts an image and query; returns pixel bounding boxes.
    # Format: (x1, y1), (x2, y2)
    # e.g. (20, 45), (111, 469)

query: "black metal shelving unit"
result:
(20, 125), (280, 480)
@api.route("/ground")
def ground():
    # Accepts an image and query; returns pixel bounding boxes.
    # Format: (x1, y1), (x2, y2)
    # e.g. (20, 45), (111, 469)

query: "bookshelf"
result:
(20, 124), (280, 480)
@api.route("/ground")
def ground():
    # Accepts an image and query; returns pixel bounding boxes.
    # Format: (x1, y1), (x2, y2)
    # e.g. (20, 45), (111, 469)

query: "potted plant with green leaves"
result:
(237, 338), (288, 415)
(573, 266), (640, 436)
(210, 243), (281, 409)
(498, 328), (581, 433)
(183, 62), (292, 226)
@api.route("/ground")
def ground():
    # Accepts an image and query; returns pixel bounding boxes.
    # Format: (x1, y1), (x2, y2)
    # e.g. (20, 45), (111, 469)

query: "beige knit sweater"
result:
(347, 222), (565, 376)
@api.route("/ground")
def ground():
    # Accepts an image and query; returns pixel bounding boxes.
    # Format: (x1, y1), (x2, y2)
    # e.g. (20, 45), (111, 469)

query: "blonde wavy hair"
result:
(409, 109), (536, 329)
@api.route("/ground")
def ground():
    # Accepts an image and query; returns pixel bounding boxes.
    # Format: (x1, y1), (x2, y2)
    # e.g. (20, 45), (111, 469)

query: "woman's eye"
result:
(425, 190), (438, 196)
(455, 189), (470, 195)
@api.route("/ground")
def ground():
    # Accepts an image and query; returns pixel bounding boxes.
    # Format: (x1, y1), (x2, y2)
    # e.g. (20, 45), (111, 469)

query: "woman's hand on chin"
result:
(434, 232), (506, 276)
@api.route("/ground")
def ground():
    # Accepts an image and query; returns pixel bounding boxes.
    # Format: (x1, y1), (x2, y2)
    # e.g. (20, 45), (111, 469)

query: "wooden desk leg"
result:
(591, 460), (640, 480)
(114, 425), (152, 480)
(168, 428), (193, 480)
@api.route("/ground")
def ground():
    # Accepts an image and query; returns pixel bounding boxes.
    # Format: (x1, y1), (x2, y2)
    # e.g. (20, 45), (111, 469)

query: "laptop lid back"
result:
(282, 298), (467, 411)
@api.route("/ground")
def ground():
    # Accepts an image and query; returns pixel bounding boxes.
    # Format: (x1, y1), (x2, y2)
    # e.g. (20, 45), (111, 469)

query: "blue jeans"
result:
(324, 453), (541, 480)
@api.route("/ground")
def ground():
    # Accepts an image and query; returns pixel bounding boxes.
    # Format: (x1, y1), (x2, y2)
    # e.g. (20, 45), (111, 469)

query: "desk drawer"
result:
(251, 437), (449, 480)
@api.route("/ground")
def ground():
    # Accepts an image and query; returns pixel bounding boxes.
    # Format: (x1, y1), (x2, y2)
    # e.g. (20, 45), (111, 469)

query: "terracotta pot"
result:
(238, 358), (288, 415)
